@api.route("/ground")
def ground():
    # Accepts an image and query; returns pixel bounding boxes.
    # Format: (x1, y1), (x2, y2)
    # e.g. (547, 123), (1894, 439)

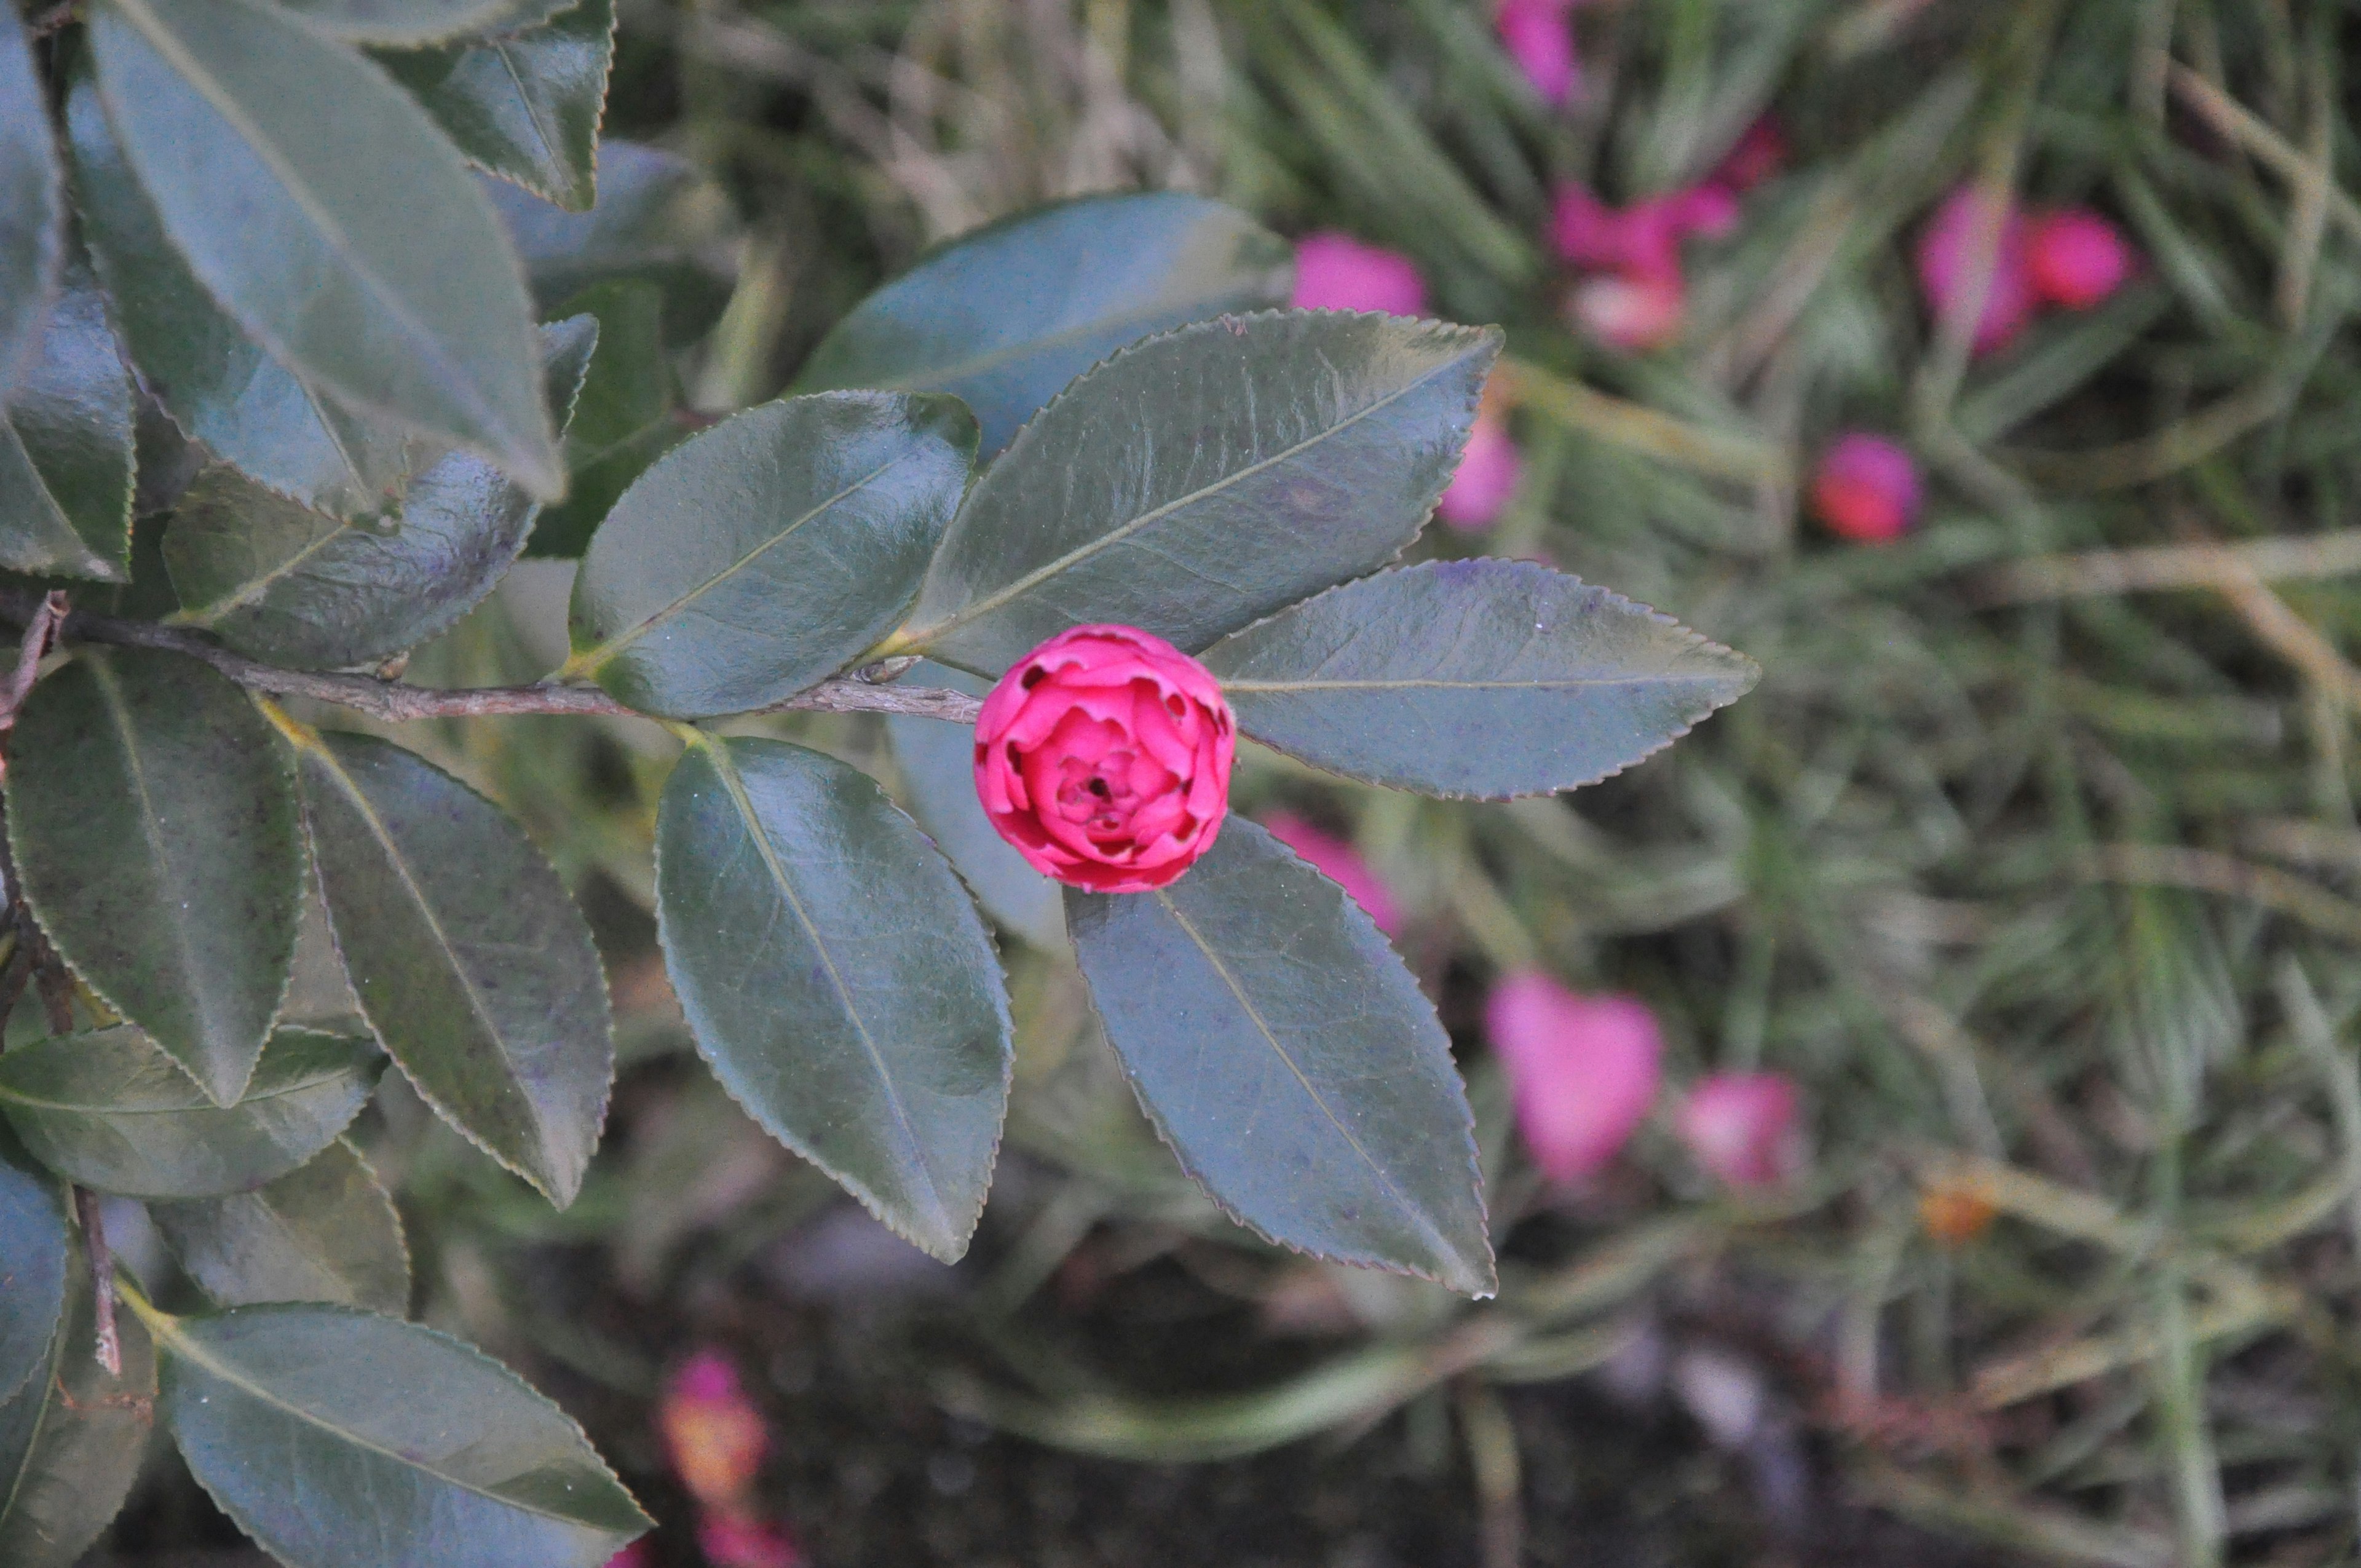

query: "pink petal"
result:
(1290, 232), (1430, 317)
(1808, 432), (1921, 544)
(659, 1352), (767, 1510)
(698, 1510), (807, 1568)
(2025, 208), (2134, 311)
(1497, 0), (1580, 107)
(1485, 973), (1663, 1183)
(1915, 184), (2035, 357)
(1709, 116), (1788, 194)
(1568, 269), (1685, 352)
(603, 1545), (655, 1568)
(1261, 810), (1405, 936)
(1675, 1072), (1804, 1189)
(1437, 400), (1522, 531)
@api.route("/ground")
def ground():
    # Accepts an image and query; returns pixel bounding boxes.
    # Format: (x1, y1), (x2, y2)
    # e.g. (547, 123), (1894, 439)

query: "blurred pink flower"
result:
(1675, 1072), (1805, 1189)
(1552, 184), (1736, 278)
(1262, 810), (1404, 936)
(1496, 0), (1581, 107)
(1915, 184), (2035, 356)
(1290, 232), (1429, 317)
(1438, 392), (1522, 531)
(1485, 973), (1664, 1183)
(1568, 269), (1686, 352)
(1710, 116), (1788, 194)
(660, 1351), (767, 1511)
(1808, 432), (1921, 544)
(2025, 208), (2134, 311)
(698, 1511), (806, 1568)
(604, 1545), (655, 1568)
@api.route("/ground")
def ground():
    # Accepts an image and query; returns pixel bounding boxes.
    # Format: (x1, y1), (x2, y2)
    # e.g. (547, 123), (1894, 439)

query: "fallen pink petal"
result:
(1437, 394), (1522, 531)
(1289, 231), (1430, 317)
(1676, 1072), (1805, 1190)
(2025, 207), (2135, 311)
(1808, 432), (1921, 544)
(1262, 810), (1405, 936)
(1486, 973), (1664, 1184)
(1495, 0), (1581, 107)
(659, 1351), (769, 1511)
(1915, 183), (2035, 356)
(698, 1510), (807, 1568)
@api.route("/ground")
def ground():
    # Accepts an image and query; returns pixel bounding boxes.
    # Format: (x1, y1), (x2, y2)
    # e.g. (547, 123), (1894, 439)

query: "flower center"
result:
(1054, 750), (1139, 833)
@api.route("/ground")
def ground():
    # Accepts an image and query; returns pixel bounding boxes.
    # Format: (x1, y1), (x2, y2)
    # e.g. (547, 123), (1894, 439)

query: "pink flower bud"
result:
(1437, 395), (1522, 531)
(1496, 0), (1581, 108)
(698, 1511), (806, 1568)
(1289, 231), (1430, 317)
(1914, 184), (2035, 356)
(1808, 433), (1920, 544)
(1568, 269), (1685, 352)
(1674, 1072), (1804, 1189)
(1485, 973), (1663, 1183)
(1260, 810), (1404, 936)
(2025, 208), (2134, 311)
(659, 1352), (767, 1510)
(1710, 116), (1788, 194)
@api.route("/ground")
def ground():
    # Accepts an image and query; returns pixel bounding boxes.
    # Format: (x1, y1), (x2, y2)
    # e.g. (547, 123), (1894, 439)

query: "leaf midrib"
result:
(856, 285), (1260, 395)
(0, 1045), (365, 1115)
(1217, 673), (1744, 693)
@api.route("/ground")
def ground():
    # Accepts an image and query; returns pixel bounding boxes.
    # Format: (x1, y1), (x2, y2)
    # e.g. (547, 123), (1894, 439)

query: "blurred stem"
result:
(2149, 1141), (2226, 1567)
(1455, 1377), (1524, 1568)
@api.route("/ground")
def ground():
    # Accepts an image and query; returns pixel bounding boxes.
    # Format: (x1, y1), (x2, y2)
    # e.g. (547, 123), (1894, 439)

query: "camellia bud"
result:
(1915, 184), (2034, 356)
(1808, 432), (1921, 544)
(1485, 973), (1663, 1183)
(1496, 0), (1582, 108)
(1674, 1072), (1805, 1189)
(2025, 208), (2134, 311)
(1289, 231), (1430, 317)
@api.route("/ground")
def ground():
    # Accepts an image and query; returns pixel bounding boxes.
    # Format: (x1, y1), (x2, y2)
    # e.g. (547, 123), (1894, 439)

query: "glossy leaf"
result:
(269, 0), (571, 46)
(157, 1303), (650, 1568)
(526, 280), (681, 557)
(164, 317), (598, 670)
(0, 17), (61, 394)
(655, 736), (1013, 1261)
(0, 1125), (66, 1404)
(91, 0), (564, 497)
(569, 392), (976, 719)
(152, 1138), (409, 1315)
(381, 0), (616, 212)
(7, 649), (303, 1104)
(66, 72), (410, 522)
(0, 1241), (156, 1568)
(1066, 818), (1493, 1296)
(797, 192), (1292, 456)
(907, 311), (1500, 675)
(299, 730), (612, 1206)
(1205, 560), (1762, 798)
(885, 661), (1062, 950)
(0, 1025), (384, 1199)
(486, 140), (738, 343)
(0, 271), (134, 582)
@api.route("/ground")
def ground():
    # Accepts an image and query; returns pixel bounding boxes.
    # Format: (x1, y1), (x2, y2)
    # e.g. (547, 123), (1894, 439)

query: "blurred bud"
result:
(1710, 116), (1788, 194)
(698, 1511), (806, 1568)
(1289, 231), (1429, 317)
(1495, 0), (1581, 108)
(1675, 1072), (1805, 1190)
(2025, 208), (2134, 311)
(1485, 973), (1664, 1183)
(660, 1351), (767, 1510)
(1914, 184), (2033, 356)
(1918, 1182), (1998, 1248)
(1568, 269), (1685, 352)
(1807, 432), (1921, 544)
(1261, 810), (1404, 936)
(1437, 390), (1522, 531)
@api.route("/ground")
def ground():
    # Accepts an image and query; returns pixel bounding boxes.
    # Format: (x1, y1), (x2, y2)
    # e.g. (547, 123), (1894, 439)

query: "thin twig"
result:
(1977, 533), (2361, 604)
(71, 1187), (121, 1377)
(0, 590), (63, 731)
(0, 589), (984, 727)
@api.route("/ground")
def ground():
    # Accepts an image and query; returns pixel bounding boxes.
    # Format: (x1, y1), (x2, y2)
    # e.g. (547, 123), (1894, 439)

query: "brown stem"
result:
(0, 590), (63, 731)
(71, 1187), (121, 1377)
(0, 588), (984, 727)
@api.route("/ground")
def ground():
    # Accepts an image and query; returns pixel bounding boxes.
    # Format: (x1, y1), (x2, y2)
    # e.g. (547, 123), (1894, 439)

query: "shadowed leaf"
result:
(0, 15), (61, 395)
(0, 1124), (66, 1404)
(0, 271), (133, 582)
(152, 1138), (410, 1315)
(380, 0), (616, 211)
(0, 1238), (155, 1568)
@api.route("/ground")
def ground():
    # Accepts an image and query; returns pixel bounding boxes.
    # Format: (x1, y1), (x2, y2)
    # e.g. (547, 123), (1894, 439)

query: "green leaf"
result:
(0, 1125), (67, 1404)
(91, 0), (564, 497)
(298, 730), (612, 1206)
(655, 736), (1012, 1261)
(1204, 560), (1762, 798)
(267, 0), (572, 46)
(1066, 818), (1493, 1296)
(379, 0), (616, 212)
(0, 17), (62, 395)
(163, 317), (599, 670)
(65, 71), (411, 523)
(526, 280), (680, 558)
(485, 140), (739, 343)
(906, 311), (1500, 675)
(7, 649), (303, 1104)
(0, 269), (135, 583)
(796, 192), (1291, 456)
(151, 1138), (409, 1315)
(0, 1024), (384, 1198)
(156, 1302), (649, 1568)
(568, 392), (976, 719)
(885, 661), (1062, 950)
(0, 1240), (156, 1568)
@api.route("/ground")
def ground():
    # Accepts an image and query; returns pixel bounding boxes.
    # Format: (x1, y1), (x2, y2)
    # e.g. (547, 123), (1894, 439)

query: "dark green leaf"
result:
(885, 661), (1062, 950)
(796, 192), (1291, 456)
(906, 311), (1500, 675)
(91, 0), (564, 496)
(1066, 818), (1493, 1296)
(526, 280), (680, 558)
(0, 1124), (67, 1403)
(0, 1239), (155, 1568)
(267, 0), (572, 46)
(66, 72), (410, 522)
(156, 1302), (649, 1568)
(379, 0), (616, 212)
(151, 1138), (409, 1314)
(656, 736), (1012, 1261)
(568, 392), (976, 719)
(485, 140), (739, 343)
(0, 270), (134, 582)
(163, 317), (598, 669)
(7, 649), (303, 1104)
(298, 730), (612, 1206)
(0, 1025), (384, 1198)
(1204, 560), (1762, 798)
(0, 17), (62, 395)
